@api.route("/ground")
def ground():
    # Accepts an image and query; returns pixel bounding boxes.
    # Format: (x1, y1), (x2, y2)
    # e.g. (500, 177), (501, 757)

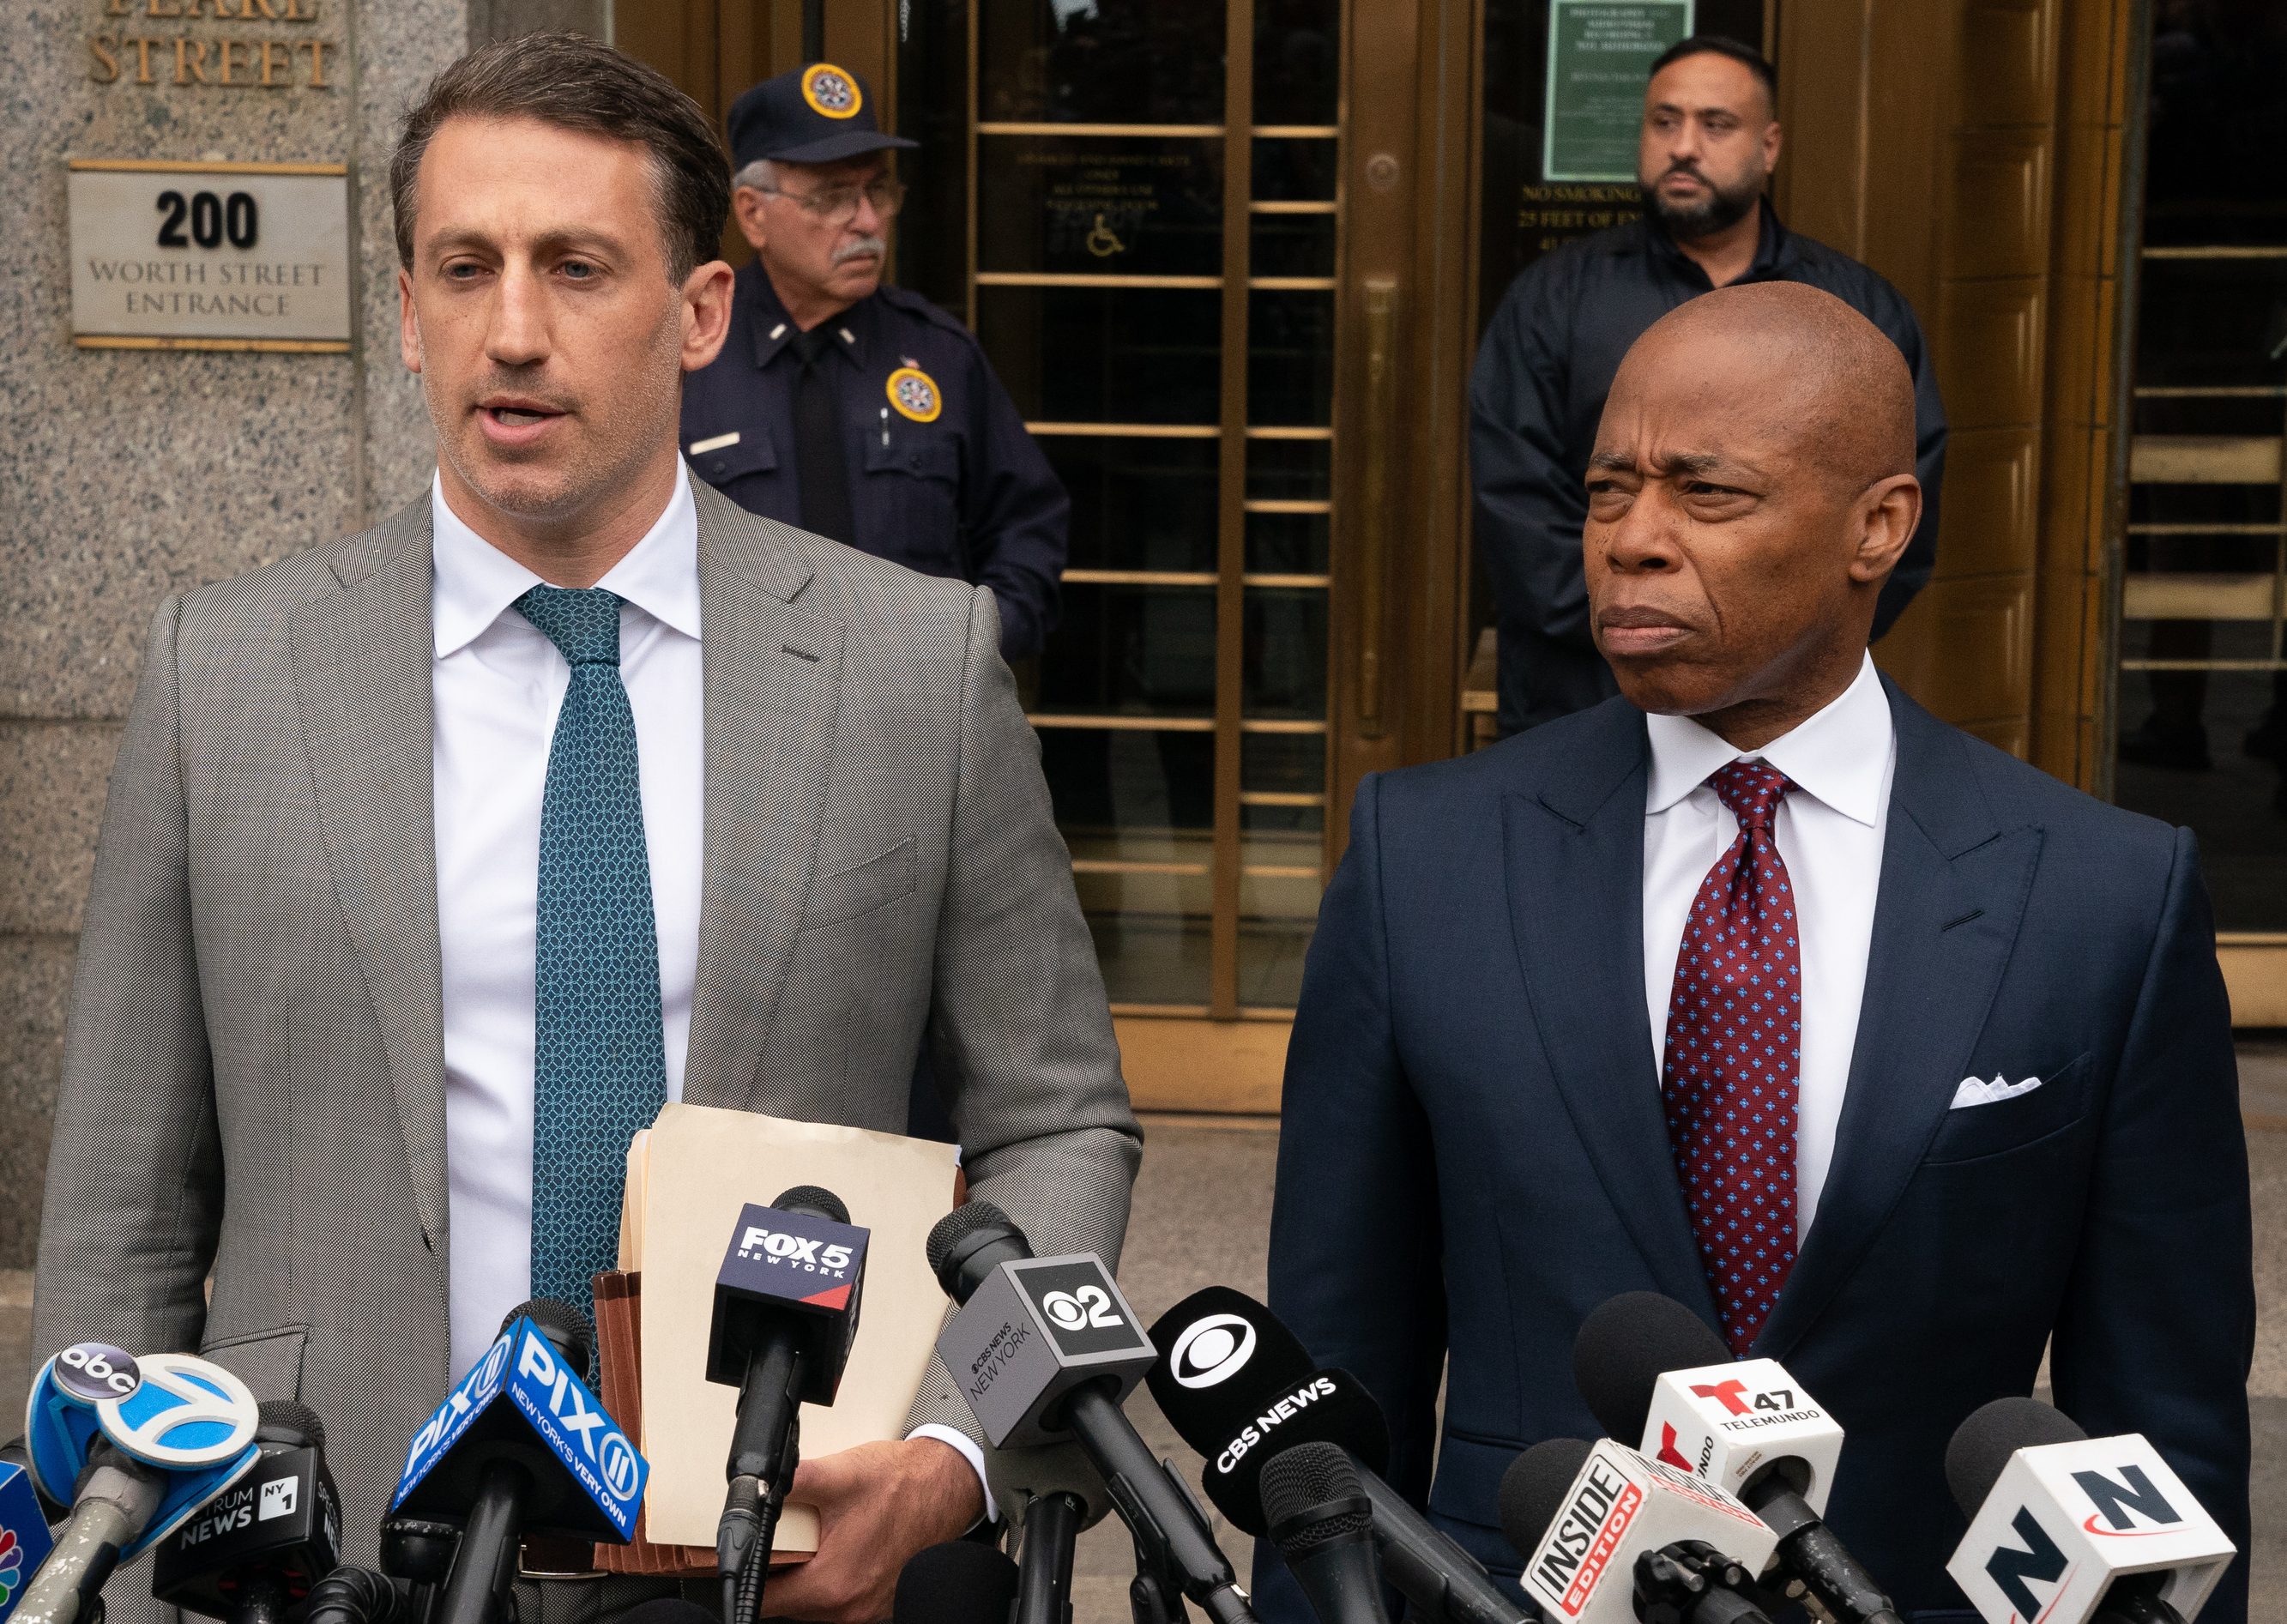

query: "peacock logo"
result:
(0, 1525), (26, 1607)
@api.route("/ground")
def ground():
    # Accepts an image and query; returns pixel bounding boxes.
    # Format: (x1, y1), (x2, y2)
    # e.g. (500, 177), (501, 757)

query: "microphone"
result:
(706, 1186), (869, 1624)
(2, 1440), (59, 1624)
(300, 1568), (407, 1624)
(1145, 1289), (1533, 1624)
(1261, 1443), (1391, 1624)
(15, 1345), (264, 1624)
(1498, 1439), (1777, 1624)
(377, 1514), (458, 1624)
(153, 1401), (341, 1624)
(390, 1300), (648, 1624)
(926, 1204), (1255, 1624)
(1572, 1294), (1902, 1624)
(893, 1541), (1021, 1624)
(987, 1445), (1110, 1624)
(1942, 1398), (2236, 1624)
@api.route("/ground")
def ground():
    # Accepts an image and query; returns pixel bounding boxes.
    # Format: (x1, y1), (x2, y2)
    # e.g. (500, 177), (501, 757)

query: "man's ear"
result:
(681, 259), (737, 372)
(398, 266), (422, 374)
(731, 187), (769, 254)
(1848, 473), (1921, 584)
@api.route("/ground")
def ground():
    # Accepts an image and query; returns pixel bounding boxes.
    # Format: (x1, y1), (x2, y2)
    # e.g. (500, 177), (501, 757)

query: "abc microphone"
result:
(16, 1345), (265, 1624)
(705, 1186), (868, 1624)
(1943, 1398), (2236, 1624)
(926, 1203), (1257, 1624)
(153, 1401), (341, 1624)
(1145, 1289), (1532, 1624)
(389, 1300), (649, 1624)
(1499, 1439), (1777, 1624)
(1261, 1443), (1391, 1624)
(1572, 1295), (1901, 1624)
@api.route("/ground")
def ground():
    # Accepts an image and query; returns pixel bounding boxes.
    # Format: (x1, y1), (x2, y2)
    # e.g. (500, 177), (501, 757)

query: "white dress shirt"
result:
(430, 466), (987, 1503)
(432, 468), (704, 1380)
(1640, 652), (1897, 1238)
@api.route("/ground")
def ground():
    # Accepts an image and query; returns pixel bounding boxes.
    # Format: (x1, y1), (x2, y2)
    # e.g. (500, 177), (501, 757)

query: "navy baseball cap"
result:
(727, 63), (918, 168)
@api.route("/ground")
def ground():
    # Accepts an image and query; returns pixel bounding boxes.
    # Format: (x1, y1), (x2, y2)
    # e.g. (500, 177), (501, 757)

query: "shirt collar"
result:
(742, 261), (870, 371)
(430, 462), (702, 659)
(1641, 200), (1790, 286)
(1644, 651), (1892, 825)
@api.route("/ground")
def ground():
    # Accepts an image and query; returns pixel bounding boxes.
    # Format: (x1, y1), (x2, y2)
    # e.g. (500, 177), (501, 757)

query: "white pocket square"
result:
(1951, 1073), (2043, 1110)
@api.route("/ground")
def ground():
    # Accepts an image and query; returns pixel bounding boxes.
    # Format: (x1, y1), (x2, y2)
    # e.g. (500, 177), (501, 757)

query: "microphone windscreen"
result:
(926, 1201), (1014, 1280)
(1499, 1439), (1594, 1564)
(983, 1441), (1113, 1530)
(1190, 1367), (1391, 1536)
(1260, 1441), (1371, 1557)
(1572, 1292), (1729, 1443)
(774, 1185), (849, 1224)
(256, 1399), (326, 1452)
(1944, 1397), (2087, 1518)
(502, 1296), (595, 1379)
(893, 1540), (1020, 1624)
(1145, 1286), (1317, 1451)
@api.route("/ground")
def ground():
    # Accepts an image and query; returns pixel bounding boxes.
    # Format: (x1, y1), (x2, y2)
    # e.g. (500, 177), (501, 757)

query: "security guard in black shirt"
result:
(1472, 35), (1946, 735)
(682, 62), (1066, 661)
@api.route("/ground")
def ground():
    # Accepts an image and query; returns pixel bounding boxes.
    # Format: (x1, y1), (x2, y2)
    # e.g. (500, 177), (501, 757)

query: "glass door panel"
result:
(2113, 9), (2287, 1013)
(902, 0), (1342, 1029)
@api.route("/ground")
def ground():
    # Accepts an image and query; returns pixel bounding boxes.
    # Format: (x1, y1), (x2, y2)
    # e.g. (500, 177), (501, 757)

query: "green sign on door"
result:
(1542, 0), (1694, 183)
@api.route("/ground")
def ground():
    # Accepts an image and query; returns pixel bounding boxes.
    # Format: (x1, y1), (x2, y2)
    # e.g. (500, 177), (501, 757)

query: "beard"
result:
(1641, 163), (1764, 240)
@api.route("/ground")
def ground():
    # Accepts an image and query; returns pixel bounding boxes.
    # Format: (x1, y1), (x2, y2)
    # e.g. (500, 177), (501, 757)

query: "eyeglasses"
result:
(759, 176), (908, 225)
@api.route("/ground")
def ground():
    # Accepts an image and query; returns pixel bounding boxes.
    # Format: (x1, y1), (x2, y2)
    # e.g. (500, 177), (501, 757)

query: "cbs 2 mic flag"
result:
(935, 1255), (1155, 1448)
(1638, 1357), (1843, 1514)
(1947, 1432), (2235, 1624)
(1521, 1440), (1777, 1624)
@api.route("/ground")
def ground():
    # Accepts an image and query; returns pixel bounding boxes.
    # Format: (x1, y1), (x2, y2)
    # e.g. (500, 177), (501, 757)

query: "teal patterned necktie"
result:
(515, 585), (667, 1324)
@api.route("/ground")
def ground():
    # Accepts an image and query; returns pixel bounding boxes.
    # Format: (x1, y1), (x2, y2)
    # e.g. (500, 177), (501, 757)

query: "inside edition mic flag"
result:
(1945, 1398), (2235, 1624)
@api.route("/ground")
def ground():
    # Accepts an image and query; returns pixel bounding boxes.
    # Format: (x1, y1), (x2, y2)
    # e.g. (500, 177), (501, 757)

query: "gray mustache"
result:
(833, 236), (888, 267)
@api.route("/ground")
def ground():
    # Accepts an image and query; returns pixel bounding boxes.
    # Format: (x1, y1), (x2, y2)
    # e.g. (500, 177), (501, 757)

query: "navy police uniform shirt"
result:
(1469, 206), (1948, 737)
(682, 262), (1068, 661)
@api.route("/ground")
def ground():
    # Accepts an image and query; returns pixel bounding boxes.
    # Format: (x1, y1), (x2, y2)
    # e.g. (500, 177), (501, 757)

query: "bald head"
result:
(1618, 282), (1916, 493)
(1582, 280), (1925, 748)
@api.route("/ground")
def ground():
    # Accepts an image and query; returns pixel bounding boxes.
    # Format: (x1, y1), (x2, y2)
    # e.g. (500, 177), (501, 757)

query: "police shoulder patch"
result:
(886, 366), (943, 423)
(802, 63), (862, 119)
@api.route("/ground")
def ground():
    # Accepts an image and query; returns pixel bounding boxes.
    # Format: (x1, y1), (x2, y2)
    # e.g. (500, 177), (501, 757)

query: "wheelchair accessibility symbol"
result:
(1085, 214), (1127, 258)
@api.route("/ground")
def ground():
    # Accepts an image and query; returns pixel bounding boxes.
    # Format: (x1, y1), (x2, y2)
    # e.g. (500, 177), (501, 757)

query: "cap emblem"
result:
(802, 63), (862, 119)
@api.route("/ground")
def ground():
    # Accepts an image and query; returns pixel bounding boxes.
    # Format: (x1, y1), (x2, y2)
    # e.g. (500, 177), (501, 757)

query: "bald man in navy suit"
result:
(1263, 284), (2253, 1622)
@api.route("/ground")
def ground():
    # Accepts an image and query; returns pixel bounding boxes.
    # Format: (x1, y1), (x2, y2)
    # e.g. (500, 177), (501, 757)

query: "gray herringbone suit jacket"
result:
(32, 477), (1140, 1591)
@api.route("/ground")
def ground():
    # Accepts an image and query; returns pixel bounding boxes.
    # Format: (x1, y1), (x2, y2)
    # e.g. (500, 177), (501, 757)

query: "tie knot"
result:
(1709, 758), (1792, 827)
(514, 585), (622, 667)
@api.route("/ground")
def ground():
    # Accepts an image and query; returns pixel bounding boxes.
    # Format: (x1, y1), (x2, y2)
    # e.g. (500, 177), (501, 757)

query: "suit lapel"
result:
(682, 481), (846, 1110)
(290, 500), (451, 1250)
(1756, 682), (2043, 1358)
(1505, 703), (1716, 1315)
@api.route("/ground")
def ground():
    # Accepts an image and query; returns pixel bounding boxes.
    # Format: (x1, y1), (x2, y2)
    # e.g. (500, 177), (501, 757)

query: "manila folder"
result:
(635, 1102), (960, 1553)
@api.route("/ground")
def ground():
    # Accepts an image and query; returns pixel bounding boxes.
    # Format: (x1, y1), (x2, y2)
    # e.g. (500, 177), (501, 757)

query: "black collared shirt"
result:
(1468, 206), (1948, 735)
(681, 263), (1069, 661)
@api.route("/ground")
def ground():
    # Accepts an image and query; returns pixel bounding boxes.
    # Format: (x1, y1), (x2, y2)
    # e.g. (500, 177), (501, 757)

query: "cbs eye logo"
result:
(1168, 1313), (1258, 1389)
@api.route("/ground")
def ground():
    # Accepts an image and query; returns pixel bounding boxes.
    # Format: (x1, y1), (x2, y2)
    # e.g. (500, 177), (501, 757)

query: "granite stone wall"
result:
(0, 0), (469, 1265)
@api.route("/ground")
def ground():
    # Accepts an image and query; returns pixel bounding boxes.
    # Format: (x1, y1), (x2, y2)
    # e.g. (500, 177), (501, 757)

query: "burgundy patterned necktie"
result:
(1661, 759), (1802, 1354)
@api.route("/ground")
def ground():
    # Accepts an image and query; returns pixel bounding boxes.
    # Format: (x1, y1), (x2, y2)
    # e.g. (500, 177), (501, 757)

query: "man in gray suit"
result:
(31, 34), (1137, 1623)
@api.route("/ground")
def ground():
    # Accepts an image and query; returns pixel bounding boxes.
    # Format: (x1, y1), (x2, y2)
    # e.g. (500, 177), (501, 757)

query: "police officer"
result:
(683, 62), (1066, 662)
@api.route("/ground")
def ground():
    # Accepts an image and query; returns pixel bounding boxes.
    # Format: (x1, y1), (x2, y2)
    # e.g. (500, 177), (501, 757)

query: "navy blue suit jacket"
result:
(1260, 683), (2253, 1622)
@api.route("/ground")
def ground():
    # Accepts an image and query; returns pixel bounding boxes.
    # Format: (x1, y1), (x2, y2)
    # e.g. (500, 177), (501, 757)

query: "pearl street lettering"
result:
(87, 0), (334, 90)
